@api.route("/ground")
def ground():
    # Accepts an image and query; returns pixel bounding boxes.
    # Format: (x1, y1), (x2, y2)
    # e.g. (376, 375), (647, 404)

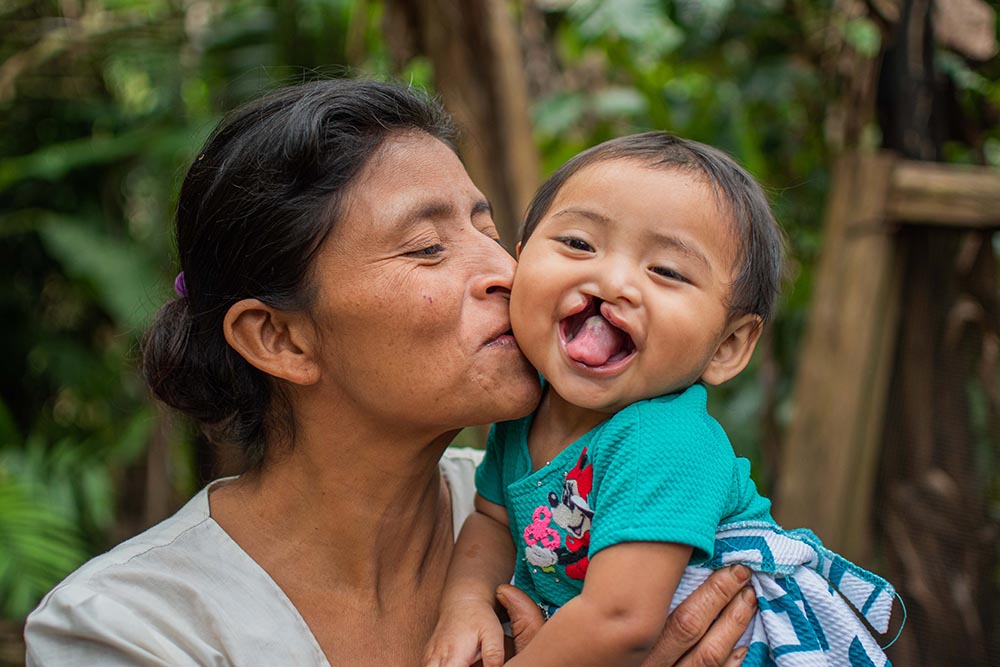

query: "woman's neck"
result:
(210, 422), (457, 601)
(208, 403), (463, 665)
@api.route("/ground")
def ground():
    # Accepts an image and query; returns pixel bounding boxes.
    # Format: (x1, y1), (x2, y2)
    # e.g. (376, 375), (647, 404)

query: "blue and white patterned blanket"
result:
(672, 522), (898, 667)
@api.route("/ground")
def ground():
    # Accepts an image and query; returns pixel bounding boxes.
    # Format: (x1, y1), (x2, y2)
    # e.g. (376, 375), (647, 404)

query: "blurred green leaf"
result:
(592, 87), (648, 119)
(38, 216), (163, 330)
(938, 50), (989, 94)
(0, 126), (198, 192)
(0, 471), (89, 619)
(569, 0), (683, 56)
(844, 17), (881, 58)
(534, 92), (588, 138)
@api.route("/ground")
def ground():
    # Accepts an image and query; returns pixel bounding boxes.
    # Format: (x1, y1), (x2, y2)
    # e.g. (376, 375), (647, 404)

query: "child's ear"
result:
(700, 314), (763, 386)
(223, 299), (320, 386)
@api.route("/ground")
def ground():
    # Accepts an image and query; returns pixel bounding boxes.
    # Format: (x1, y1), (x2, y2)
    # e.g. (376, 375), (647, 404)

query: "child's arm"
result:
(424, 493), (516, 667)
(505, 541), (693, 667)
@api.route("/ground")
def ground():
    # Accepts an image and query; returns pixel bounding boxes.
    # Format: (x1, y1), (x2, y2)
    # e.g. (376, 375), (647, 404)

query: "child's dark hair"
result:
(142, 79), (455, 470)
(520, 132), (784, 324)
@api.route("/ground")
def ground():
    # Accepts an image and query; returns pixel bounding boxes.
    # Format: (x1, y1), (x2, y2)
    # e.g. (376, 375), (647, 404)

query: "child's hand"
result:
(423, 598), (506, 667)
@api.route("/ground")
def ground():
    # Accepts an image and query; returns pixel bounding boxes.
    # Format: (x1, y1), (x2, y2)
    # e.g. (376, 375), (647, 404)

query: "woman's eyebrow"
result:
(471, 199), (493, 217)
(409, 201), (454, 221)
(407, 198), (492, 221)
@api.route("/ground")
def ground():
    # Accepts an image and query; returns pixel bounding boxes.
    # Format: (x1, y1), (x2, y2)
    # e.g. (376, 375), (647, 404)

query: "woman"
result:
(25, 79), (756, 666)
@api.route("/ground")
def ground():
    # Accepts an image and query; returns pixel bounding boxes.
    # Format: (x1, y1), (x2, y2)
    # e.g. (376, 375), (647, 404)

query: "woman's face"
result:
(307, 132), (540, 437)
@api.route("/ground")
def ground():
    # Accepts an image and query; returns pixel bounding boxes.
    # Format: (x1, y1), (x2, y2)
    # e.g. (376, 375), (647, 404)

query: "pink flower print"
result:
(523, 506), (561, 550)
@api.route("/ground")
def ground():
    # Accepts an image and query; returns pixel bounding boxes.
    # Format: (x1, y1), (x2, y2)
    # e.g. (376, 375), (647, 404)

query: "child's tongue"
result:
(565, 315), (625, 366)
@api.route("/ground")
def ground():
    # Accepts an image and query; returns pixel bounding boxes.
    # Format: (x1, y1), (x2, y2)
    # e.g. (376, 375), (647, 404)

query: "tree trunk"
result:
(382, 0), (540, 246)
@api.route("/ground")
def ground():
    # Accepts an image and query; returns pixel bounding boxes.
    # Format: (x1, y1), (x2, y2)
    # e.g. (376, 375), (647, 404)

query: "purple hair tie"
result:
(174, 272), (188, 298)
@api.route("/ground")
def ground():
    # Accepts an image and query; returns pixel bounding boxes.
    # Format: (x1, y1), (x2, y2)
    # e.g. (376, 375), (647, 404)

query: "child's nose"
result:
(599, 260), (641, 306)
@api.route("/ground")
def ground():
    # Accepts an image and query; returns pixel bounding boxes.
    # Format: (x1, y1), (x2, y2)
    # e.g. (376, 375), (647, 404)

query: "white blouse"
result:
(25, 447), (483, 667)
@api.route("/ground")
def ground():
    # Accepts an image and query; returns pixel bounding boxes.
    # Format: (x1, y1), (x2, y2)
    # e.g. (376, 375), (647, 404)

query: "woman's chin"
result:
(469, 367), (542, 426)
(495, 370), (544, 421)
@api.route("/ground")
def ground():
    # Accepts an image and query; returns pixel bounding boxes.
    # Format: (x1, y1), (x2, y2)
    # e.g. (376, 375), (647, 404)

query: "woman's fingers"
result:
(642, 565), (755, 667)
(495, 568), (755, 666)
(495, 584), (544, 654)
(674, 587), (756, 667)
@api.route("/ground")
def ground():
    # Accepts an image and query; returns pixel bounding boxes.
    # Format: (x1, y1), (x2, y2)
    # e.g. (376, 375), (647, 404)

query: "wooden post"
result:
(777, 153), (1000, 563)
(383, 0), (540, 245)
(775, 151), (903, 561)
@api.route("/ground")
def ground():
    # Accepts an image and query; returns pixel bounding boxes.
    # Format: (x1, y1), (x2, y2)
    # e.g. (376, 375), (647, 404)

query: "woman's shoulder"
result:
(24, 478), (328, 666)
(439, 445), (485, 496)
(440, 445), (485, 468)
(36, 481), (217, 595)
(25, 483), (220, 664)
(440, 447), (485, 536)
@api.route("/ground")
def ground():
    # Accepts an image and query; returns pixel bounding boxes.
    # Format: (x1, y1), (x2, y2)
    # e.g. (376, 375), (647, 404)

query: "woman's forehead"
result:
(340, 134), (486, 233)
(364, 130), (464, 183)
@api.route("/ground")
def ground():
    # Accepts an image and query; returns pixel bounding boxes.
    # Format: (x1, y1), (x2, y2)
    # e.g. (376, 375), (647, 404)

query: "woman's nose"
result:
(469, 236), (516, 299)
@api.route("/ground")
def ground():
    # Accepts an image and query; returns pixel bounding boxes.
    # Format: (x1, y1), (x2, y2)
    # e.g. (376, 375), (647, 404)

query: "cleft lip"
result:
(560, 296), (600, 344)
(598, 302), (638, 350)
(558, 296), (638, 370)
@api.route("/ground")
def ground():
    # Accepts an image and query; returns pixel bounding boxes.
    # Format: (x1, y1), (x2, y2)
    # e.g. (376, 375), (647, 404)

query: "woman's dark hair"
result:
(143, 79), (455, 470)
(520, 132), (784, 325)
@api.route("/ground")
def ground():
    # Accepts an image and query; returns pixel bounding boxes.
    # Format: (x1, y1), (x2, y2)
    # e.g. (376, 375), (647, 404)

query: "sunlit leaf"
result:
(534, 92), (587, 138)
(592, 87), (648, 119)
(843, 17), (881, 58)
(569, 0), (683, 56)
(0, 476), (88, 619)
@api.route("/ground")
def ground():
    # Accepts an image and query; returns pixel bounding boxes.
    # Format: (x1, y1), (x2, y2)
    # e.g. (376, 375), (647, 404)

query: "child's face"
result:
(511, 159), (757, 414)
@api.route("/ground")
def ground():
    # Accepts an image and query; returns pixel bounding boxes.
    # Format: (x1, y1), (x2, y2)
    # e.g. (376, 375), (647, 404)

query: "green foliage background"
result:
(1, 0), (997, 630)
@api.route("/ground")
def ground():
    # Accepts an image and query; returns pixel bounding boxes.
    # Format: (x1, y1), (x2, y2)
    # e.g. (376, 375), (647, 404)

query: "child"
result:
(424, 133), (897, 667)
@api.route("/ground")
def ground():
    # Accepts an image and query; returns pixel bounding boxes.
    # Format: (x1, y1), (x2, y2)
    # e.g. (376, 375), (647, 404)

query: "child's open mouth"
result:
(559, 298), (636, 368)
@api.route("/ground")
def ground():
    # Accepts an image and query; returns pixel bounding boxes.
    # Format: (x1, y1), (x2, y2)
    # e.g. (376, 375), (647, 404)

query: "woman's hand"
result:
(496, 565), (756, 666)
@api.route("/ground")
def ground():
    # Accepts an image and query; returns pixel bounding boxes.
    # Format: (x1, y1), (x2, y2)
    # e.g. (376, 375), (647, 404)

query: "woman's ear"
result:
(223, 299), (320, 386)
(700, 314), (764, 386)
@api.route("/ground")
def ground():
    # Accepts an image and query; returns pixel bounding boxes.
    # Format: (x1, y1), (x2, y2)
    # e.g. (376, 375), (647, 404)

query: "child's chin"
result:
(553, 383), (626, 413)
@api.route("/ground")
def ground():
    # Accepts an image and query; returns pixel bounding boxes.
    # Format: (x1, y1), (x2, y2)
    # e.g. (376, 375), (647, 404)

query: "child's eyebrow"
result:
(553, 207), (611, 226)
(645, 231), (711, 270)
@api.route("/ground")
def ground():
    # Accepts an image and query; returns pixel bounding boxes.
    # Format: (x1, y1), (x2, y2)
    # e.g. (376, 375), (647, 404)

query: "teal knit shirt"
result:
(475, 383), (774, 607)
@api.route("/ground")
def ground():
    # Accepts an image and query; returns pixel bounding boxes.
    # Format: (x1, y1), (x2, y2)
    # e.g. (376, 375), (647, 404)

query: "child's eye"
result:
(651, 266), (689, 283)
(557, 237), (594, 252)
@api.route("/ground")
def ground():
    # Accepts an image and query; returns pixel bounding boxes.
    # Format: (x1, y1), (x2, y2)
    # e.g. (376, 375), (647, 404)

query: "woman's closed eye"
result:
(556, 236), (594, 253)
(407, 243), (445, 257)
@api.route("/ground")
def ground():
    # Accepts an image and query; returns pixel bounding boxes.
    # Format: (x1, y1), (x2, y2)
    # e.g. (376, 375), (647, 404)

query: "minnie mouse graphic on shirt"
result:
(522, 448), (594, 580)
